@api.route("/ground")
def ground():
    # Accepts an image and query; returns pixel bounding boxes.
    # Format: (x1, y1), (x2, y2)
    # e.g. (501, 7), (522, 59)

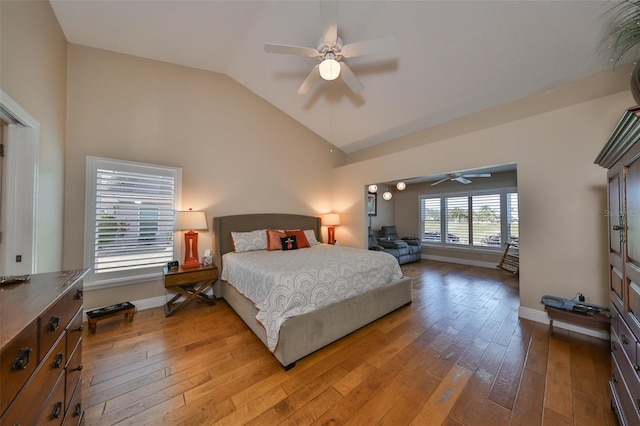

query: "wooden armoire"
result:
(596, 106), (640, 425)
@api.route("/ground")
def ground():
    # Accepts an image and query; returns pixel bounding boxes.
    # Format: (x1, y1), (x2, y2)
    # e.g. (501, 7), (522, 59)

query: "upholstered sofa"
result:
(368, 226), (422, 265)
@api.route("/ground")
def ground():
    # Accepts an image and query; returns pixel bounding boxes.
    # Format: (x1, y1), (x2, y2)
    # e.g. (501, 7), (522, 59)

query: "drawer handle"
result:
(73, 402), (82, 417)
(611, 341), (617, 352)
(51, 401), (63, 419)
(613, 372), (618, 383)
(53, 352), (64, 369)
(621, 334), (629, 345)
(75, 289), (83, 300)
(74, 325), (84, 332)
(72, 364), (84, 372)
(48, 315), (60, 331)
(635, 364), (640, 373)
(12, 347), (32, 370)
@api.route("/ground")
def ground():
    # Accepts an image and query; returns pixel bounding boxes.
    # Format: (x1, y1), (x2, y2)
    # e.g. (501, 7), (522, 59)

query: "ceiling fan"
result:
(264, 1), (396, 95)
(431, 173), (492, 186)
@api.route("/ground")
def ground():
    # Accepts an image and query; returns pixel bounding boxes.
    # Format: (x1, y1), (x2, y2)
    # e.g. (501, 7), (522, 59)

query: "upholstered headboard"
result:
(212, 213), (322, 269)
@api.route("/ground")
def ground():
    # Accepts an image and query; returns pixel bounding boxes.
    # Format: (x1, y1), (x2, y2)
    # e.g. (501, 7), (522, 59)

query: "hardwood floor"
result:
(82, 260), (617, 425)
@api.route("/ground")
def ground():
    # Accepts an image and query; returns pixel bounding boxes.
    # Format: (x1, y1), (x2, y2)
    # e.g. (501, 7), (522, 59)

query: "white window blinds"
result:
(85, 157), (181, 288)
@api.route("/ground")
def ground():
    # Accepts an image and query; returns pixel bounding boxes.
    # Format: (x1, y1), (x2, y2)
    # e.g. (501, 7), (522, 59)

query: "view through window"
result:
(420, 190), (518, 248)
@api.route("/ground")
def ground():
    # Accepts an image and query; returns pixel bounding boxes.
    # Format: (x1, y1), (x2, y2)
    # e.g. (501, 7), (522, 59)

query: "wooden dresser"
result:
(1, 269), (88, 425)
(596, 107), (640, 425)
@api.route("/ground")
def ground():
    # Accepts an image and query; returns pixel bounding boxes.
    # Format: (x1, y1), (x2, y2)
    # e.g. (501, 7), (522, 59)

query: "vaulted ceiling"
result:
(50, 0), (616, 154)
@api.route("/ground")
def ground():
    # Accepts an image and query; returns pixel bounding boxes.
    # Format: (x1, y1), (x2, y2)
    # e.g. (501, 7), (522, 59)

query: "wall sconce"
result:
(322, 213), (341, 245)
(174, 209), (208, 268)
(382, 191), (393, 200)
(396, 182), (406, 190)
(368, 184), (378, 193)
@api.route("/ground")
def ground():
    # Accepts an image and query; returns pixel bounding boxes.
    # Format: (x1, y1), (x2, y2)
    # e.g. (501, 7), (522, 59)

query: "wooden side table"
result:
(163, 265), (218, 317)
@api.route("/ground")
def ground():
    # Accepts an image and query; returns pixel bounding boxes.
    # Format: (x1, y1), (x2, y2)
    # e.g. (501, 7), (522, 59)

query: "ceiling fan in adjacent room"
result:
(431, 173), (492, 186)
(264, 1), (396, 95)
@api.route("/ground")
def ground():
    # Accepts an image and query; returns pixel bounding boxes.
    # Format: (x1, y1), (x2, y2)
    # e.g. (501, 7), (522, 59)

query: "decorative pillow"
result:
(280, 235), (298, 251)
(231, 229), (267, 253)
(267, 229), (286, 251)
(304, 229), (320, 245)
(285, 229), (310, 248)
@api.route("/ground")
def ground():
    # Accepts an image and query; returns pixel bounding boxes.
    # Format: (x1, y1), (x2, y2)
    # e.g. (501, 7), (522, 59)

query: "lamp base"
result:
(183, 230), (201, 269)
(328, 226), (336, 245)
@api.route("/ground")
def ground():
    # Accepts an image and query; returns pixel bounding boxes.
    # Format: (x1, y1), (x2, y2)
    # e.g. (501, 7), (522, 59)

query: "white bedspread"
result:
(221, 244), (403, 351)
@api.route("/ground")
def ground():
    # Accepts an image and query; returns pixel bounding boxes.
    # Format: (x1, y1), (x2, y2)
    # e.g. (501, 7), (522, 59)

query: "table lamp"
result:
(323, 213), (341, 245)
(174, 209), (208, 268)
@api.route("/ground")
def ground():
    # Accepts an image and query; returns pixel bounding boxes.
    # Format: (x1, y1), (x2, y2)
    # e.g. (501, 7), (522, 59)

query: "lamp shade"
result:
(323, 213), (341, 226)
(319, 58), (341, 81)
(174, 210), (208, 231)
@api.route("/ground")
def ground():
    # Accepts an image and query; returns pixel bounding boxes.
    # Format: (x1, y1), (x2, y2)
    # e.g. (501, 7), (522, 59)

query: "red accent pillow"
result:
(267, 229), (286, 251)
(286, 229), (310, 248)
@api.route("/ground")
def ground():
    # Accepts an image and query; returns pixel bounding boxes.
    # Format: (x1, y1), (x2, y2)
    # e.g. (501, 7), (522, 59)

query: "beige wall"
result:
(63, 44), (345, 309)
(333, 91), (633, 314)
(1, 0), (68, 273)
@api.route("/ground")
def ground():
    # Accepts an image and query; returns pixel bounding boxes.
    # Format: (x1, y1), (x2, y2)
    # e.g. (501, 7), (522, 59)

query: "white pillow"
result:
(304, 229), (320, 245)
(231, 229), (267, 252)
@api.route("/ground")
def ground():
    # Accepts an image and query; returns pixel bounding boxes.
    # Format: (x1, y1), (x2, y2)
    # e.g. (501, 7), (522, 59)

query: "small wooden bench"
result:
(86, 302), (136, 333)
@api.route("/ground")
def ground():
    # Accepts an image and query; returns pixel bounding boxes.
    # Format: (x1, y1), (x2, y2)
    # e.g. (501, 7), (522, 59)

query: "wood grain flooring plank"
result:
(410, 363), (473, 426)
(509, 368), (545, 426)
(487, 332), (529, 410)
(544, 337), (573, 419)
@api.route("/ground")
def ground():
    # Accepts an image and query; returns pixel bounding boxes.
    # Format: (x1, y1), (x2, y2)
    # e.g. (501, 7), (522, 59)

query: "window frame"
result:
(84, 156), (182, 289)
(419, 187), (518, 251)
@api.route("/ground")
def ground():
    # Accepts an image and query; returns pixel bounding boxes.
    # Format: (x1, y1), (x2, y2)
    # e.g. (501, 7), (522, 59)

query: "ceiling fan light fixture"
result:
(319, 57), (341, 81)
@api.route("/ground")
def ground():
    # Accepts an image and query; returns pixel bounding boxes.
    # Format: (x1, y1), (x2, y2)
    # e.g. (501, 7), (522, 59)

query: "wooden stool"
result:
(86, 302), (136, 333)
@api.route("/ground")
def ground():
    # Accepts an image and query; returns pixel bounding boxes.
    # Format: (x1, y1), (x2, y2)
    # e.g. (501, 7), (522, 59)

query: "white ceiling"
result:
(50, 0), (615, 154)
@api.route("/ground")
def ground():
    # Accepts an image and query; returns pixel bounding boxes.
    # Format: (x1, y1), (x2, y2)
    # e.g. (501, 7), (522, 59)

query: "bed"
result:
(212, 213), (412, 369)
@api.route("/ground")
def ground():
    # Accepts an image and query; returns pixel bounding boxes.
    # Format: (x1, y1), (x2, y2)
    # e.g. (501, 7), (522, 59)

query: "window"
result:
(84, 157), (182, 288)
(420, 189), (518, 249)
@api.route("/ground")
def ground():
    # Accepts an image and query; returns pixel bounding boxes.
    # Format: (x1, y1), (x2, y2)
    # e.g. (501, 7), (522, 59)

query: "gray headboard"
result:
(212, 213), (322, 269)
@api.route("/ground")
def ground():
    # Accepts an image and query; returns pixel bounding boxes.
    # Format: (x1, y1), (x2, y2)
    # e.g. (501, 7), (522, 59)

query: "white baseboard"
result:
(518, 306), (609, 340)
(421, 254), (499, 270)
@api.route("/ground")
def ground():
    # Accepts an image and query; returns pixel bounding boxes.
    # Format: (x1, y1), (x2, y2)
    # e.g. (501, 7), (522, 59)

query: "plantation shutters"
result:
(85, 157), (181, 288)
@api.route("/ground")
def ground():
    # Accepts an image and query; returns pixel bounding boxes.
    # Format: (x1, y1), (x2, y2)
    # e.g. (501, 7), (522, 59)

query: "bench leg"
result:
(88, 318), (98, 334)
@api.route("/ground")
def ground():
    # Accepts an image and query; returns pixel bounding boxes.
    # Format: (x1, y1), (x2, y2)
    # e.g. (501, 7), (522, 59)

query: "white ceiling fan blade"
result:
(297, 64), (321, 95)
(454, 177), (472, 184)
(462, 173), (491, 178)
(265, 43), (318, 57)
(341, 35), (397, 58)
(339, 62), (364, 94)
(320, 1), (338, 47)
(431, 177), (450, 186)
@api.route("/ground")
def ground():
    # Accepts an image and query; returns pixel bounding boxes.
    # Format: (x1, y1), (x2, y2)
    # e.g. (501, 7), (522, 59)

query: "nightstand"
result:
(162, 264), (218, 316)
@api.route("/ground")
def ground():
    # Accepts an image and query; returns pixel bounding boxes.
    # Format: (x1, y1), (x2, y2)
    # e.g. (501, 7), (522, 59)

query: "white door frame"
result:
(0, 90), (39, 275)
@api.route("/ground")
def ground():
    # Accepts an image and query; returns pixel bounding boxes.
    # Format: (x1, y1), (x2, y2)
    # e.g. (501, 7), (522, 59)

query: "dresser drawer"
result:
(164, 267), (218, 287)
(65, 338), (82, 410)
(1, 334), (66, 425)
(612, 354), (640, 425)
(35, 371), (66, 426)
(66, 308), (84, 357)
(62, 379), (83, 426)
(39, 279), (83, 362)
(0, 320), (38, 414)
(619, 317), (638, 366)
